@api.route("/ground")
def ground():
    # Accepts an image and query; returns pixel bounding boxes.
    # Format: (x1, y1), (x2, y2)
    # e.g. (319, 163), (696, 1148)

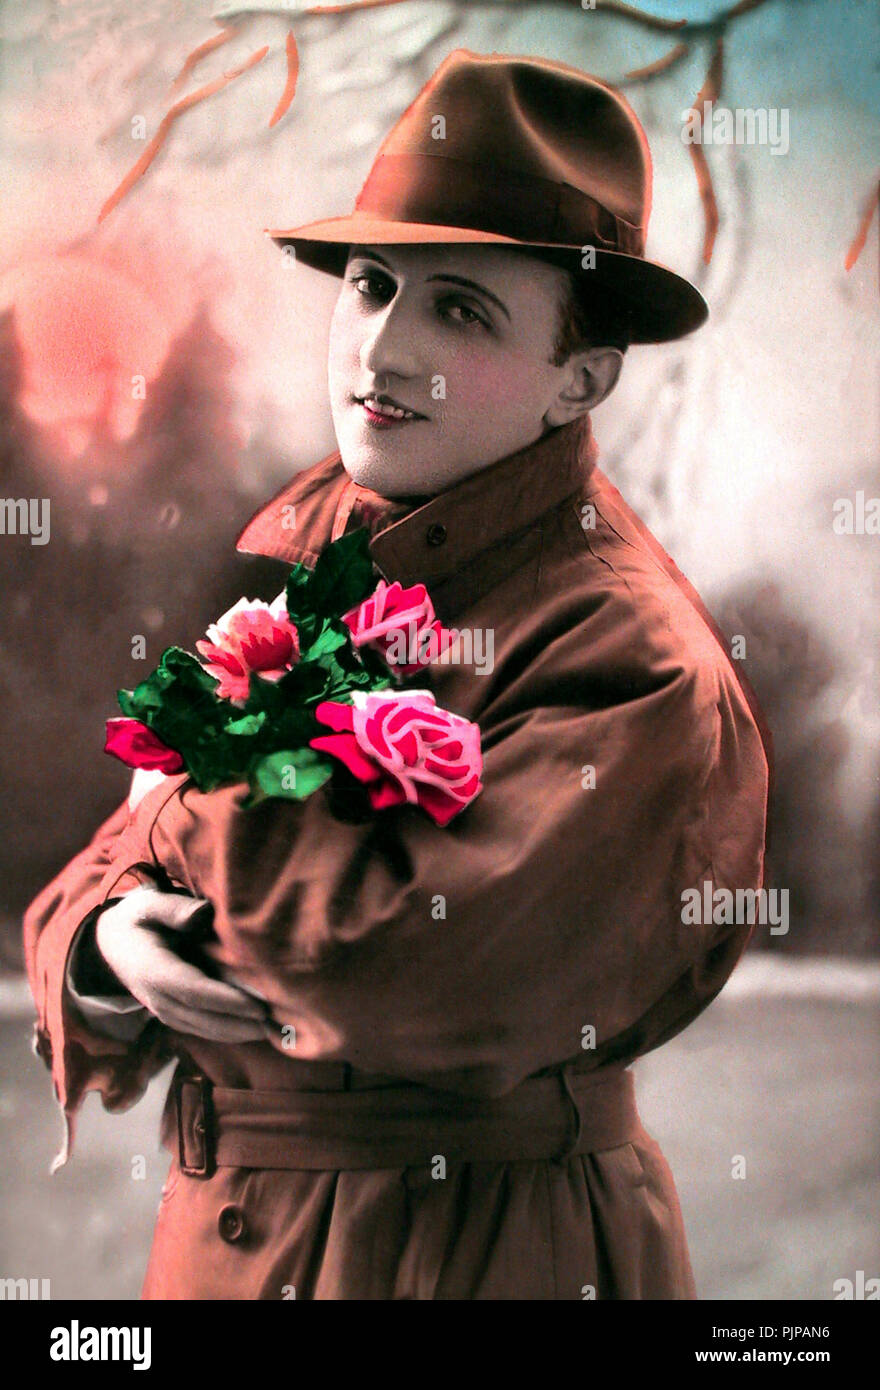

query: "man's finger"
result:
(148, 959), (268, 1019)
(152, 1006), (268, 1043)
(135, 892), (214, 933)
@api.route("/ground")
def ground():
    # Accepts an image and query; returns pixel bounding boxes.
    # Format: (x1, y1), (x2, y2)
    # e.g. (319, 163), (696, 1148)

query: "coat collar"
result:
(235, 415), (598, 595)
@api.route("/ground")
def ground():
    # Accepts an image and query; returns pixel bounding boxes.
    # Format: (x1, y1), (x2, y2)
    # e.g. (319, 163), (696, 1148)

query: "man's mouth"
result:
(354, 393), (426, 426)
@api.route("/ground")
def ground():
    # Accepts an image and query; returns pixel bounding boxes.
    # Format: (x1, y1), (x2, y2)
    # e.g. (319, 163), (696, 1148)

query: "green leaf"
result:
(284, 561), (314, 620)
(309, 528), (375, 617)
(251, 747), (335, 801)
(224, 712), (267, 737)
(244, 665), (326, 715)
(271, 706), (322, 747)
(240, 671), (287, 718)
(357, 640), (400, 682)
(294, 608), (321, 650)
(170, 727), (254, 789)
(300, 619), (350, 663)
(117, 647), (230, 764)
(117, 646), (218, 718)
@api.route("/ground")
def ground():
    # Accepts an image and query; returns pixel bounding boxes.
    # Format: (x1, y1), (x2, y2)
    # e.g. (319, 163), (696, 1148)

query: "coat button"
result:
(426, 523), (446, 546)
(217, 1204), (246, 1244)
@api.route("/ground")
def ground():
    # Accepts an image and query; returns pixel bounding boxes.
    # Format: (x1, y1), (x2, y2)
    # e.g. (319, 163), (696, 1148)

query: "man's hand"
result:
(95, 885), (268, 1043)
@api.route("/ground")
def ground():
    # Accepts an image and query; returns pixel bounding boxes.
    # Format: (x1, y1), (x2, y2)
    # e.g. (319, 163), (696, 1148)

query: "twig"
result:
(98, 47), (270, 223)
(845, 176), (879, 273)
(686, 37), (724, 264)
(625, 40), (690, 83)
(169, 25), (240, 96)
(292, 0), (760, 34)
(269, 30), (300, 127)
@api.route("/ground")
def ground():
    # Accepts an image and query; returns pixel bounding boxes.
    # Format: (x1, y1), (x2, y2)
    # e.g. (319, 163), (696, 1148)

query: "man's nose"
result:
(360, 300), (419, 379)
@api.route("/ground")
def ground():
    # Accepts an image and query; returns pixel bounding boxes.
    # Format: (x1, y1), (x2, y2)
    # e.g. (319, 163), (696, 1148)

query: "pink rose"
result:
(104, 717), (184, 773)
(195, 592), (300, 703)
(309, 689), (482, 826)
(342, 579), (458, 677)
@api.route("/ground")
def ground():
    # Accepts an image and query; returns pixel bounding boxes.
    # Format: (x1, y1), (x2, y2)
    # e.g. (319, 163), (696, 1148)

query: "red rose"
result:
(104, 717), (184, 773)
(342, 579), (458, 677)
(195, 592), (300, 704)
(309, 689), (482, 827)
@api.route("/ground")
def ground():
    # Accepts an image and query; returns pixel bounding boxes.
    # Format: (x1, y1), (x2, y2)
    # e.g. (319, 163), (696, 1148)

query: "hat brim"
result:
(264, 214), (708, 344)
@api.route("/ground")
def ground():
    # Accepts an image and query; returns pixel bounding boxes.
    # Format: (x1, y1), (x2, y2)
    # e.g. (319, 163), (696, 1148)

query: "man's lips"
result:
(354, 393), (427, 426)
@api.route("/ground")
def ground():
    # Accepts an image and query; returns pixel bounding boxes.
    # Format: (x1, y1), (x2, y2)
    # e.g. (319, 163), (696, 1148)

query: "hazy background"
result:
(0, 0), (877, 1299)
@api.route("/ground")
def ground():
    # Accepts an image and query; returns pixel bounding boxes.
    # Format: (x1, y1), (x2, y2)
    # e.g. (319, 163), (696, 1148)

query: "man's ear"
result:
(543, 347), (624, 428)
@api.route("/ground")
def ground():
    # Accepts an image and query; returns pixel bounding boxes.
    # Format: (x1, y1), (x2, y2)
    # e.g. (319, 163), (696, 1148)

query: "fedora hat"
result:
(265, 49), (707, 344)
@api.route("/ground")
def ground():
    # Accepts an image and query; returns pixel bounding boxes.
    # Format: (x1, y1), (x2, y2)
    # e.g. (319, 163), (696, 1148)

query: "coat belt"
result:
(162, 1064), (643, 1174)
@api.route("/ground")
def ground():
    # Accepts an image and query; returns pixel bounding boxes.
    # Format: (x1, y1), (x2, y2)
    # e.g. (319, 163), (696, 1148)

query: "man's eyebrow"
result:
(349, 250), (511, 322)
(349, 249), (393, 270)
(427, 274), (511, 321)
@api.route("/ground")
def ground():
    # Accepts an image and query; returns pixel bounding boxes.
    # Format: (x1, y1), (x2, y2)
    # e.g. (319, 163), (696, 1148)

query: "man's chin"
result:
(337, 438), (425, 498)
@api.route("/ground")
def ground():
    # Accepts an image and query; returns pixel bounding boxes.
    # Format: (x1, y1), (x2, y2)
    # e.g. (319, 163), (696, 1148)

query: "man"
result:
(23, 50), (770, 1299)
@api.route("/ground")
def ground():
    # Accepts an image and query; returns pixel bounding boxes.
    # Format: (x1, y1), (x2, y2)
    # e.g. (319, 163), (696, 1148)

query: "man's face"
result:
(327, 242), (579, 497)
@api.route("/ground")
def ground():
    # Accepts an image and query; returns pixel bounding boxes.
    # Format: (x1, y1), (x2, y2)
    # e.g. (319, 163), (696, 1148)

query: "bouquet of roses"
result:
(103, 529), (483, 827)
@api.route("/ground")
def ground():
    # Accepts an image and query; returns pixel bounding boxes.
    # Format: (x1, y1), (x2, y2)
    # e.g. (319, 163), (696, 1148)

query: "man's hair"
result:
(550, 269), (633, 364)
(503, 246), (632, 362)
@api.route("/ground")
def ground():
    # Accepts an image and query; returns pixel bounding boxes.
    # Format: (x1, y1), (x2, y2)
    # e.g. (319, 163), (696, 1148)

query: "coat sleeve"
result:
(150, 608), (769, 1099)
(21, 777), (185, 1169)
(65, 916), (152, 1041)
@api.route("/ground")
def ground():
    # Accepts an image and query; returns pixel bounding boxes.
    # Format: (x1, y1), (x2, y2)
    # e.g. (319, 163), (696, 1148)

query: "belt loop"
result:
(175, 1072), (215, 1178)
(555, 1063), (583, 1161)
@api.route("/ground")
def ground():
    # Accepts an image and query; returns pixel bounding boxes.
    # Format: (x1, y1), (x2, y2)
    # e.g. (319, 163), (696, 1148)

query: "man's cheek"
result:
(453, 364), (523, 413)
(327, 307), (358, 373)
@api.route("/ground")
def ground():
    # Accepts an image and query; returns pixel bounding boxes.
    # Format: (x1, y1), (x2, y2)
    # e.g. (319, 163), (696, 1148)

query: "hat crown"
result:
(375, 50), (651, 236)
(266, 48), (708, 343)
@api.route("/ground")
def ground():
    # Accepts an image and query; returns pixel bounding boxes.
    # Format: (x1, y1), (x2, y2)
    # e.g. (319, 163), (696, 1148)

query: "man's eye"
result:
(440, 298), (489, 329)
(348, 271), (392, 301)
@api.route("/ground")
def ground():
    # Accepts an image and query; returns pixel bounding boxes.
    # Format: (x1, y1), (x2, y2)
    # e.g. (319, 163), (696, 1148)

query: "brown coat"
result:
(23, 416), (770, 1299)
